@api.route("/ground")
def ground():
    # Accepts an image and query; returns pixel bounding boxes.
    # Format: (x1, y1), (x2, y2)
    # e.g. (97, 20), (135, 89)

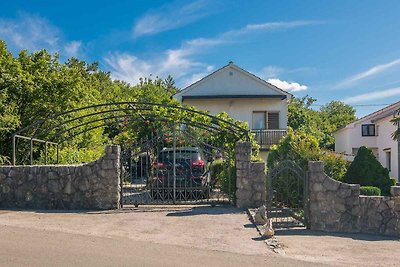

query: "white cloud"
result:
(186, 20), (323, 48)
(342, 87), (400, 104)
(267, 78), (308, 92)
(0, 13), (60, 53)
(133, 0), (210, 37)
(245, 20), (322, 31)
(104, 51), (213, 86)
(336, 58), (400, 89)
(260, 66), (285, 78)
(0, 13), (83, 58)
(64, 41), (82, 57)
(108, 20), (322, 86)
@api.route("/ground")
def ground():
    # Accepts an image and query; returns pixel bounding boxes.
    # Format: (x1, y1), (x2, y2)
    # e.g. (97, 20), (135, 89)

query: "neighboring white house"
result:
(334, 101), (400, 181)
(174, 61), (292, 160)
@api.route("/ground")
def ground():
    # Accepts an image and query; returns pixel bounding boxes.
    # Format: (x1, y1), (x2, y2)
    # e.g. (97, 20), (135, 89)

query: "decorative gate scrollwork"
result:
(266, 159), (309, 228)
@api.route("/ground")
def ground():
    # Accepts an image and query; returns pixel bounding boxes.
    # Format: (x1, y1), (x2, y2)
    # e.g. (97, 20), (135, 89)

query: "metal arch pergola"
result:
(12, 102), (250, 165)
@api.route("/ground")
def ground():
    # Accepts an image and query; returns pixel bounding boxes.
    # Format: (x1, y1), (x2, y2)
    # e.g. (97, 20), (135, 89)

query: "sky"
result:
(0, 0), (399, 117)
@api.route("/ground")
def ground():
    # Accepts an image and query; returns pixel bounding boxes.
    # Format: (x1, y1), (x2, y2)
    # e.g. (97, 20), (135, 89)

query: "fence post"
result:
(235, 141), (265, 208)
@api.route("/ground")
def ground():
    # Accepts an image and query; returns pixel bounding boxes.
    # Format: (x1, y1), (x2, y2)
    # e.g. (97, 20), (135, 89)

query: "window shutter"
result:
(267, 112), (279, 129)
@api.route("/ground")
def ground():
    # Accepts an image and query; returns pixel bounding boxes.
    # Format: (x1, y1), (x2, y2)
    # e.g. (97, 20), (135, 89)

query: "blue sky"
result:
(1, 0), (399, 117)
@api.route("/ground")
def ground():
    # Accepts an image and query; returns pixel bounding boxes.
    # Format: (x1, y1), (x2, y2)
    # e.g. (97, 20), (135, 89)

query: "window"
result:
(386, 150), (391, 171)
(252, 111), (266, 129)
(361, 124), (375, 136)
(252, 112), (280, 130)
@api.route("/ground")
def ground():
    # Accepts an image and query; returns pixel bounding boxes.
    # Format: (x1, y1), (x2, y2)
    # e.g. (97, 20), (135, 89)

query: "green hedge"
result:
(209, 159), (236, 198)
(390, 178), (397, 186)
(210, 159), (224, 186)
(343, 146), (392, 195)
(360, 186), (381, 196)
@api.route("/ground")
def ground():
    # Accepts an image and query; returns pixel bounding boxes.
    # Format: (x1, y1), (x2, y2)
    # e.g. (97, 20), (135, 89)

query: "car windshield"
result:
(158, 150), (200, 162)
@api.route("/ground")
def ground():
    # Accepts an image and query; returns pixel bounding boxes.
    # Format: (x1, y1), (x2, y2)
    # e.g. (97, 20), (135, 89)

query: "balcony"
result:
(251, 129), (287, 150)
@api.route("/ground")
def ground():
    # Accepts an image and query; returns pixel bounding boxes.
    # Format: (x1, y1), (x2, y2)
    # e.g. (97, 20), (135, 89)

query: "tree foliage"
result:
(343, 146), (392, 195)
(0, 40), (253, 165)
(268, 129), (350, 181)
(288, 96), (356, 149)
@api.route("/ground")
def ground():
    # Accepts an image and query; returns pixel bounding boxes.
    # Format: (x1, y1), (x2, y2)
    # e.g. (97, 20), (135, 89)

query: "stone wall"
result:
(0, 145), (121, 210)
(235, 142), (265, 208)
(308, 161), (400, 237)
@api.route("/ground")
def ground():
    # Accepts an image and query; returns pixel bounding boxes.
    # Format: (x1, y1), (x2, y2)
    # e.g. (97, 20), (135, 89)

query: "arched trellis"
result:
(12, 102), (250, 165)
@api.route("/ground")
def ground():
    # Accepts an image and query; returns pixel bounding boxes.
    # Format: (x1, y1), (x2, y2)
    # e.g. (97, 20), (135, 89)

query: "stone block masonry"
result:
(235, 142), (265, 208)
(308, 161), (400, 237)
(0, 145), (121, 210)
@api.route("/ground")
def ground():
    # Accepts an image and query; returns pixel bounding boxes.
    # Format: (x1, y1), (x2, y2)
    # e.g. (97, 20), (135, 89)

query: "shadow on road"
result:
(1, 204), (244, 216)
(275, 228), (399, 241)
(166, 205), (244, 217)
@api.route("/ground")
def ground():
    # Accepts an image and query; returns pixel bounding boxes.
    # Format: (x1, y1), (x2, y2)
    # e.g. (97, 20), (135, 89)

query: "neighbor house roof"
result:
(334, 100), (400, 134)
(173, 61), (293, 99)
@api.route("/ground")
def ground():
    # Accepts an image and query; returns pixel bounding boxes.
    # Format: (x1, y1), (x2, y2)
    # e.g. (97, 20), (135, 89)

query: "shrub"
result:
(360, 186), (381, 196)
(267, 128), (321, 170)
(268, 129), (349, 181)
(209, 158), (236, 197)
(209, 158), (224, 187)
(343, 146), (392, 195)
(390, 178), (397, 186)
(321, 151), (350, 181)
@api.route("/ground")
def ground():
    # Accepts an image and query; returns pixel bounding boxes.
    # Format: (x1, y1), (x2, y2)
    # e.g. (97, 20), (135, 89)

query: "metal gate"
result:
(9, 102), (245, 207)
(120, 123), (235, 206)
(266, 160), (308, 228)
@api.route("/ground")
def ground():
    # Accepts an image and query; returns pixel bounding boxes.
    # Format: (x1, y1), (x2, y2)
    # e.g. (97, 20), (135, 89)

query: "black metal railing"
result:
(251, 129), (287, 149)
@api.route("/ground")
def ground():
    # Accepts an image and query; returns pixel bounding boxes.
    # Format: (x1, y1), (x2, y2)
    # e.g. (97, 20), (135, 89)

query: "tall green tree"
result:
(0, 39), (252, 165)
(320, 100), (356, 131)
(288, 96), (356, 149)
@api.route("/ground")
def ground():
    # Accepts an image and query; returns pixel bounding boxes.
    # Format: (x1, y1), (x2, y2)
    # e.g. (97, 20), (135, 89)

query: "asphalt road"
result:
(0, 225), (318, 267)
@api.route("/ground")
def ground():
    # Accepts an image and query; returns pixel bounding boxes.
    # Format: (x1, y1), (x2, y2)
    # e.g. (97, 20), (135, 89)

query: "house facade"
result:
(334, 101), (400, 181)
(174, 62), (292, 160)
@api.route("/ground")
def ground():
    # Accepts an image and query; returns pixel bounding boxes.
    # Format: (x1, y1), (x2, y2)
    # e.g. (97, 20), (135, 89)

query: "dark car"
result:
(150, 147), (210, 199)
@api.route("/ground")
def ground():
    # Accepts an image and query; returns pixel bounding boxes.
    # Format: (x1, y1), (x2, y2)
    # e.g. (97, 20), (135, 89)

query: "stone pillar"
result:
(307, 161), (326, 230)
(391, 186), (400, 214)
(235, 142), (265, 208)
(392, 187), (400, 219)
(308, 161), (360, 232)
(97, 145), (121, 209)
(391, 186), (400, 197)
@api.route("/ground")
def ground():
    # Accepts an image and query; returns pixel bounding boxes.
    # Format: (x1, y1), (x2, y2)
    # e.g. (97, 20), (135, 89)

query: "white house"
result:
(174, 61), (292, 160)
(334, 101), (400, 181)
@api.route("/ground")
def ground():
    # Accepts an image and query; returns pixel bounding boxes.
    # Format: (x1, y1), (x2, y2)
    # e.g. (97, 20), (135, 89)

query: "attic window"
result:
(361, 124), (375, 136)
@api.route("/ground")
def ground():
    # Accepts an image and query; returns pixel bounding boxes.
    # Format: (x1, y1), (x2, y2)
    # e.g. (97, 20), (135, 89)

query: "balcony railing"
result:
(251, 129), (287, 149)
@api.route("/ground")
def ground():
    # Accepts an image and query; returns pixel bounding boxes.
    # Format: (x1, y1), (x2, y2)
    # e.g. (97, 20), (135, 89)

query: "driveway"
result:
(275, 228), (400, 266)
(0, 206), (398, 266)
(0, 206), (317, 267)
